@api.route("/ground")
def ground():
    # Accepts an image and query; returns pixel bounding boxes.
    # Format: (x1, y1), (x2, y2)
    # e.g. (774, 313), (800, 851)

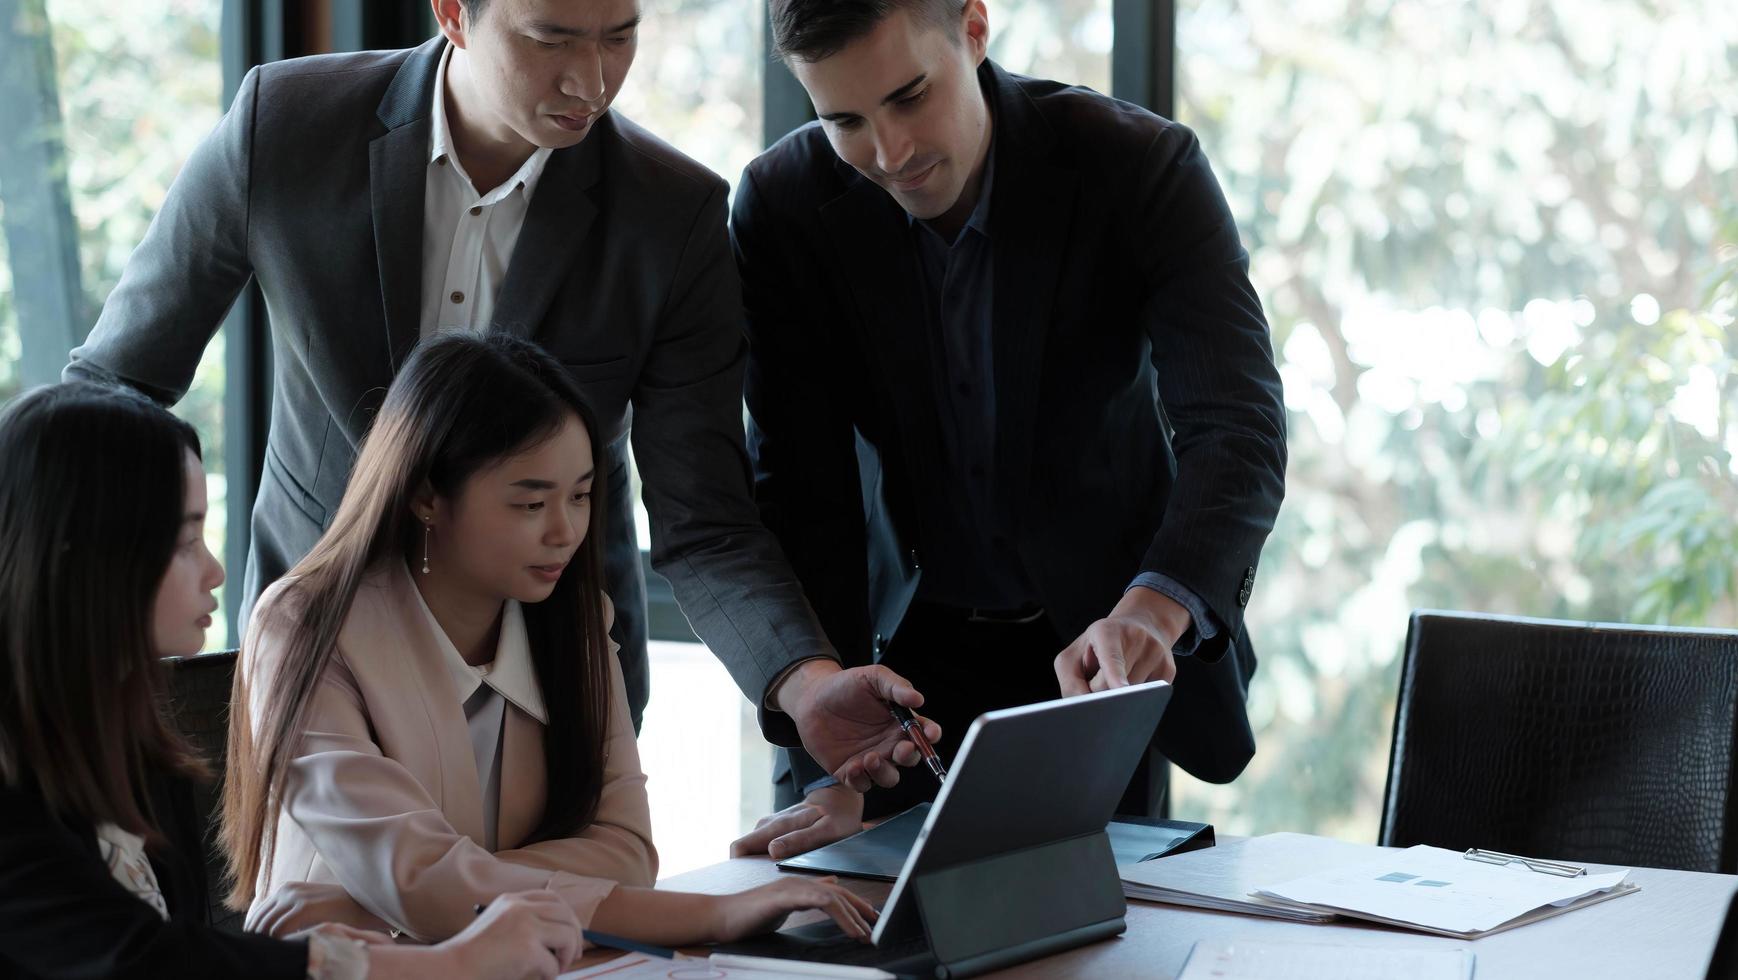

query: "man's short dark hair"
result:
(770, 0), (965, 63)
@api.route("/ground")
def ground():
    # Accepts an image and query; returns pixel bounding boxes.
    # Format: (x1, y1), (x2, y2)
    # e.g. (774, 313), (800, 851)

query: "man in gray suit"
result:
(67, 0), (938, 785)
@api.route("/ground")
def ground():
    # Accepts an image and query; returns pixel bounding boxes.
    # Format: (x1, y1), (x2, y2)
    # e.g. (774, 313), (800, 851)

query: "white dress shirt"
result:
(407, 576), (547, 852)
(419, 44), (553, 338)
(94, 823), (168, 921)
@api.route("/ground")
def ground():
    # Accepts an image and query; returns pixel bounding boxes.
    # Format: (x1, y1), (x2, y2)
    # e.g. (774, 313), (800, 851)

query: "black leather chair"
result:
(162, 649), (243, 931)
(1380, 611), (1738, 873)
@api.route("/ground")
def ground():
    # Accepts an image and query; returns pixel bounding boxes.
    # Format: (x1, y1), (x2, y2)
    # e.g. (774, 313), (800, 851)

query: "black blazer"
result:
(0, 773), (305, 979)
(66, 37), (831, 736)
(733, 62), (1286, 786)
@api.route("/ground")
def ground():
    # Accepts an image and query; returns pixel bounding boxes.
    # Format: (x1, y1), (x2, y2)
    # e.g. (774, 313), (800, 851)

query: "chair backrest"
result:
(161, 649), (243, 931)
(1380, 611), (1738, 873)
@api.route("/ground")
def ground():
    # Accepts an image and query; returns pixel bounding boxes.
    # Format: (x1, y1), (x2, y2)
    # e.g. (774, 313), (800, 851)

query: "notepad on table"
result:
(1251, 844), (1638, 938)
(779, 802), (1213, 881)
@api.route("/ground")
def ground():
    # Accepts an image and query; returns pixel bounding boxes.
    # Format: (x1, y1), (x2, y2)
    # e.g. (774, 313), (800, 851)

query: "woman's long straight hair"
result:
(0, 382), (209, 843)
(220, 334), (614, 910)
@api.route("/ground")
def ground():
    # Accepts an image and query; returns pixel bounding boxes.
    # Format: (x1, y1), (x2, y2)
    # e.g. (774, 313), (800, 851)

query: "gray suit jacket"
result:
(66, 38), (830, 736)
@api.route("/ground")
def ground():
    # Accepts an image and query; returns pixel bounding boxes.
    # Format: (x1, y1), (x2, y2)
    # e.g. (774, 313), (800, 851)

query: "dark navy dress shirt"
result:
(907, 146), (1217, 652)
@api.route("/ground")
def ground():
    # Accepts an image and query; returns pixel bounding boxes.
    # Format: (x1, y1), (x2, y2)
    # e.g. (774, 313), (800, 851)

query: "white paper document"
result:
(1253, 844), (1633, 935)
(1177, 939), (1474, 980)
(1119, 832), (1370, 921)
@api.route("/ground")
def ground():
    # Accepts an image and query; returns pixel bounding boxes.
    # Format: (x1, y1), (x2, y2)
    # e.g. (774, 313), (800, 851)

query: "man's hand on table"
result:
(1054, 586), (1190, 696)
(730, 783), (866, 861)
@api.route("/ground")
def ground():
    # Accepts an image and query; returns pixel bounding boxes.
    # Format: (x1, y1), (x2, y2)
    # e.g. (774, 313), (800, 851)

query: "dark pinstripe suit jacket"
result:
(734, 61), (1287, 791)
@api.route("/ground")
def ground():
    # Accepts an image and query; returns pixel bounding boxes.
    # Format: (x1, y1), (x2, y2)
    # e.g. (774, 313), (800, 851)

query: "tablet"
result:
(723, 681), (1174, 978)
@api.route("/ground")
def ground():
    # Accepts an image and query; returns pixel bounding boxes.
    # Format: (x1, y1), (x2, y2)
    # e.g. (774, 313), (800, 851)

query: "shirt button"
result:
(436, 156), (447, 167)
(470, 206), (482, 216)
(450, 290), (465, 304)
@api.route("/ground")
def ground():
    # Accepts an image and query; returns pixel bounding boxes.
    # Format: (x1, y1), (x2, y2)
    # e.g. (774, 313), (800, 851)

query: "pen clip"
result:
(1463, 847), (1586, 877)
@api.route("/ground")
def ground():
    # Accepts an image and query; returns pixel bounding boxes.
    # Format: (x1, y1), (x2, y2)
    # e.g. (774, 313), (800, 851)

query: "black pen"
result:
(888, 702), (947, 784)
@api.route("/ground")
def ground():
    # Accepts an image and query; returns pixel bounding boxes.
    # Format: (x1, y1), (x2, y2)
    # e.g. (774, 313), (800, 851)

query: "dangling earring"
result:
(422, 521), (432, 574)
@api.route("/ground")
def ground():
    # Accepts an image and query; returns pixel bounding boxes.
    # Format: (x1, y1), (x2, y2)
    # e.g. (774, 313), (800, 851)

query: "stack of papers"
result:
(1253, 844), (1638, 938)
(1119, 833), (1370, 921)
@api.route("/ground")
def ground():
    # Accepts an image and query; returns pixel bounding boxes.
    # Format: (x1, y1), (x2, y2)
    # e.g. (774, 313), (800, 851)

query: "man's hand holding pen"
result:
(770, 658), (943, 792)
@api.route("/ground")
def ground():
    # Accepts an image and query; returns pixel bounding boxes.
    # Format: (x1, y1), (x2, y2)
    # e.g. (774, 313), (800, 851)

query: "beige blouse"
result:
(240, 562), (657, 943)
(410, 575), (548, 853)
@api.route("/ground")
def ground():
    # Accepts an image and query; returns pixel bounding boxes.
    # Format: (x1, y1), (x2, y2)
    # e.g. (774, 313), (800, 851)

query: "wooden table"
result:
(586, 842), (1737, 979)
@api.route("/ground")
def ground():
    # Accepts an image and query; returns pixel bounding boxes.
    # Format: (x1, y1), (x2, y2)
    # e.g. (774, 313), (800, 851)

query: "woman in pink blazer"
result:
(224, 334), (875, 956)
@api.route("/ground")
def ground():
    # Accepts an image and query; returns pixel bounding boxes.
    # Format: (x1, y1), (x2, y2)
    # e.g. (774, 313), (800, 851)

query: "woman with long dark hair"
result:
(0, 381), (586, 979)
(225, 334), (876, 948)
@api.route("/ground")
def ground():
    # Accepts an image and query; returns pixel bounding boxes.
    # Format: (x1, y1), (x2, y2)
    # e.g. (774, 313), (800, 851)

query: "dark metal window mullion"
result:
(760, 12), (816, 150)
(1113, 0), (1177, 118)
(0, 0), (88, 391)
(328, 0), (435, 54)
(218, 0), (286, 639)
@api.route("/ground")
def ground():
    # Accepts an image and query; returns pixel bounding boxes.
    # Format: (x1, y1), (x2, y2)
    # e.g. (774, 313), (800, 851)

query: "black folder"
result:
(778, 803), (1214, 881)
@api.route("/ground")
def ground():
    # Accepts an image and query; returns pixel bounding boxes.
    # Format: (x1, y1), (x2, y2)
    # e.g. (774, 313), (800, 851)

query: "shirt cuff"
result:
(761, 655), (838, 711)
(1127, 573), (1220, 657)
(549, 874), (619, 939)
(801, 774), (842, 797)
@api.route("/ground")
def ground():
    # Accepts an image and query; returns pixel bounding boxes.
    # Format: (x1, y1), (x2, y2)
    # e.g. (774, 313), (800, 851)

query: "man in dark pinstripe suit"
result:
(729, 0), (1287, 858)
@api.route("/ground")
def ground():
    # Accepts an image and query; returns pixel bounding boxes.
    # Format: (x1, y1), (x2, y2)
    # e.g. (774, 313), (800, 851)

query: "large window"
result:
(3, 0), (1729, 872)
(1171, 0), (1738, 839)
(609, 0), (777, 872)
(0, 0), (230, 643)
(613, 0), (764, 187)
(990, 0), (1112, 94)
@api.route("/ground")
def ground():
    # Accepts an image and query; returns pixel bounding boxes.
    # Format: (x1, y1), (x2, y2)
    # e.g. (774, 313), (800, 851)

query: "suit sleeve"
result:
(629, 174), (839, 746)
(496, 597), (658, 886)
(1128, 126), (1287, 661)
(0, 787), (306, 980)
(63, 66), (260, 401)
(242, 611), (624, 944)
(733, 165), (876, 749)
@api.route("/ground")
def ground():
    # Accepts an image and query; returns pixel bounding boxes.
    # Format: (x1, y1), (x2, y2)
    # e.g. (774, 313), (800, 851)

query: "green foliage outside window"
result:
(1173, 0), (1737, 839)
(0, 0), (228, 643)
